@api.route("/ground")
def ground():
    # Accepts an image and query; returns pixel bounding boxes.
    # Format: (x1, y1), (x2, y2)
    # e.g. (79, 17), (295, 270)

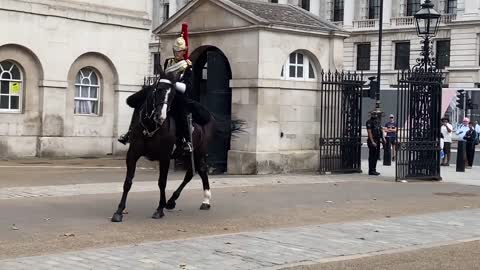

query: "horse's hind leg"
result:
(112, 149), (140, 222)
(152, 159), (170, 219)
(165, 158), (194, 210)
(198, 156), (211, 210)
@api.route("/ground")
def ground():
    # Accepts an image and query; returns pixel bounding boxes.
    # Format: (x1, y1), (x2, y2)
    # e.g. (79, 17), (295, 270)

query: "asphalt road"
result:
(1, 179), (480, 260)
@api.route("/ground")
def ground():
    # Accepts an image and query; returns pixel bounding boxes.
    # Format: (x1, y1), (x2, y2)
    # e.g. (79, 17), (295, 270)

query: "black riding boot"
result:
(172, 112), (193, 158)
(118, 108), (140, 145)
(118, 130), (131, 145)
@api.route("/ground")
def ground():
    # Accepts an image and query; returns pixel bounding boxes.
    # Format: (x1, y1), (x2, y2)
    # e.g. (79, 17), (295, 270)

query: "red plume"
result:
(181, 22), (189, 60)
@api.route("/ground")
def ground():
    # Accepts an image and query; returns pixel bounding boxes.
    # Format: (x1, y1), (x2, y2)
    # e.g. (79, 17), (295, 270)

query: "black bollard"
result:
(456, 141), (466, 172)
(383, 139), (391, 166)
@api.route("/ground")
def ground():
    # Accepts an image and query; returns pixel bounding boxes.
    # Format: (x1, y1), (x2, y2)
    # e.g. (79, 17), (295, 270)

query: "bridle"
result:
(140, 79), (173, 137)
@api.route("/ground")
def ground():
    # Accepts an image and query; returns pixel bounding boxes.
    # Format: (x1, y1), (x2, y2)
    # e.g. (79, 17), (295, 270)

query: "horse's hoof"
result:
(165, 200), (176, 210)
(152, 210), (165, 219)
(111, 213), (123, 222)
(200, 203), (211, 210)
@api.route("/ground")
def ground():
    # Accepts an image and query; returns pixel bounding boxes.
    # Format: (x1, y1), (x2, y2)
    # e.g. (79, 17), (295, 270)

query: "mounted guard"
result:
(118, 23), (206, 158)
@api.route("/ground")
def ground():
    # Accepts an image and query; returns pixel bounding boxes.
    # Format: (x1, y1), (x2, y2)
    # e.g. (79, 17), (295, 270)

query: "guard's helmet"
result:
(173, 36), (187, 52)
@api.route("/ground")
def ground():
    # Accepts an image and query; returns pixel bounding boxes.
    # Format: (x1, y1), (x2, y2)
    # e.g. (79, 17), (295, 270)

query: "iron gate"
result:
(396, 70), (443, 181)
(319, 71), (363, 174)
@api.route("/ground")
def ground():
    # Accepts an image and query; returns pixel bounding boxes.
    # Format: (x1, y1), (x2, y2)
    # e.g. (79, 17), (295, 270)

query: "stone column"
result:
(383, 0), (392, 26)
(344, 0), (355, 29)
(169, 0), (177, 18)
(464, 0), (480, 18)
(310, 0), (320, 16)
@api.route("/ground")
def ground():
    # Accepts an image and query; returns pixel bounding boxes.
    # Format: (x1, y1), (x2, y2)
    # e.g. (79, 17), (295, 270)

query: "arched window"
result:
(281, 52), (316, 80)
(74, 68), (100, 115)
(0, 60), (22, 112)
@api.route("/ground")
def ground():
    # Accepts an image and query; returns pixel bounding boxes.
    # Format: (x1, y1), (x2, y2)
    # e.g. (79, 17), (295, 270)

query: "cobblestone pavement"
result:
(0, 175), (356, 200)
(1, 209), (479, 270)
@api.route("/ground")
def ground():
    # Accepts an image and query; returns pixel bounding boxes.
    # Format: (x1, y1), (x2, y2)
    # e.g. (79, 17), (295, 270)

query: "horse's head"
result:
(150, 79), (175, 126)
(151, 76), (187, 126)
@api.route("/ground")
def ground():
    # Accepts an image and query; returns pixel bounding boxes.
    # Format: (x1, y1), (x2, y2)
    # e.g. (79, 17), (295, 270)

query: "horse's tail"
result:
(211, 114), (247, 140)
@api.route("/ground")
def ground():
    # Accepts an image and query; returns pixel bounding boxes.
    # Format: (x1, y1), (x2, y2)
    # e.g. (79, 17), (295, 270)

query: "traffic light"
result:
(362, 76), (378, 99)
(456, 89), (465, 110)
(466, 96), (473, 110)
(466, 95), (479, 110)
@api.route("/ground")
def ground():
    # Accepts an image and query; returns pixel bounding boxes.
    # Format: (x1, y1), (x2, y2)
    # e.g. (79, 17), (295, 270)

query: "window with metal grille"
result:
(395, 42), (411, 70)
(368, 0), (381, 19)
(0, 61), (22, 112)
(301, 0), (310, 11)
(406, 0), (421, 16)
(333, 0), (344, 22)
(436, 40), (451, 69)
(74, 68), (100, 115)
(357, 44), (371, 71)
(445, 0), (457, 14)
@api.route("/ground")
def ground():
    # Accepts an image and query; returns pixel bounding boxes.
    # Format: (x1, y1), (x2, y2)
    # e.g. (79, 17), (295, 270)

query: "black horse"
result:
(111, 75), (244, 222)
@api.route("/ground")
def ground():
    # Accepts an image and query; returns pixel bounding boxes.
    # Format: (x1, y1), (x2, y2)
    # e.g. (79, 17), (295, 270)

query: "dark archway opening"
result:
(191, 46), (232, 174)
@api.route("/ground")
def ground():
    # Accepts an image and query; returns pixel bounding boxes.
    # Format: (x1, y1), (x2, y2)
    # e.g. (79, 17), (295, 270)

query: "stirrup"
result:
(183, 141), (193, 153)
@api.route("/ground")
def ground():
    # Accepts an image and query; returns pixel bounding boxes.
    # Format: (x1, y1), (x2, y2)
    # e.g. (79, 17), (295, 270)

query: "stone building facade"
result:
(155, 0), (346, 174)
(0, 0), (151, 158)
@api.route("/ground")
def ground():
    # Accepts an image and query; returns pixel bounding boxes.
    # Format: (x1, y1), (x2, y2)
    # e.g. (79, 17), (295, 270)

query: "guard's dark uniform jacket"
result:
(366, 118), (383, 174)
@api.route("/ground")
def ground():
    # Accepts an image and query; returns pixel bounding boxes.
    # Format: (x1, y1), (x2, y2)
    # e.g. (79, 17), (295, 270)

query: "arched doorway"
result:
(191, 46), (232, 174)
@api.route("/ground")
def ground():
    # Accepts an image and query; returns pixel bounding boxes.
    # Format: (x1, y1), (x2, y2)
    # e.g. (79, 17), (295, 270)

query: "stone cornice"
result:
(158, 24), (348, 39)
(0, 0), (151, 30)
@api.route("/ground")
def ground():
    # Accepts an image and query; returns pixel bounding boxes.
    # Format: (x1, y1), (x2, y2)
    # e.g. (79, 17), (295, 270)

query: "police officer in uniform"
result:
(366, 111), (384, 175)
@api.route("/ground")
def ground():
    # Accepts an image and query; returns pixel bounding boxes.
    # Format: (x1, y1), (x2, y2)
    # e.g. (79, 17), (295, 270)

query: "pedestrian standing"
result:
(464, 121), (477, 169)
(366, 111), (384, 176)
(440, 117), (453, 166)
(384, 114), (398, 161)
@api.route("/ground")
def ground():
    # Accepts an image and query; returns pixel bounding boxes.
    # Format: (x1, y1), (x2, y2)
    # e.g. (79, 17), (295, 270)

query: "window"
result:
(0, 61), (22, 112)
(269, 0), (278, 3)
(395, 42), (411, 70)
(281, 52), (316, 80)
(74, 68), (100, 115)
(356, 44), (371, 70)
(406, 0), (421, 16)
(153, 53), (161, 75)
(436, 40), (450, 69)
(333, 0), (344, 22)
(368, 0), (381, 19)
(445, 0), (457, 14)
(163, 3), (169, 21)
(301, 0), (310, 11)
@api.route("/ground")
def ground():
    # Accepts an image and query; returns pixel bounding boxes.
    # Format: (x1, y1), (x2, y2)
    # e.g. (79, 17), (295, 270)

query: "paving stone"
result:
(1, 209), (480, 269)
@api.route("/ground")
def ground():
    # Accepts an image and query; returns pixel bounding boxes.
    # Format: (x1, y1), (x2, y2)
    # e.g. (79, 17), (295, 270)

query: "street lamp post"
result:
(413, 0), (441, 72)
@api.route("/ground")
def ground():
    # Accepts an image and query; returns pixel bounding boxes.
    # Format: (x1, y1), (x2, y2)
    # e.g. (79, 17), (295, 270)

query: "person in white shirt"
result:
(440, 117), (453, 166)
(456, 117), (471, 165)
(475, 121), (480, 138)
(456, 118), (470, 141)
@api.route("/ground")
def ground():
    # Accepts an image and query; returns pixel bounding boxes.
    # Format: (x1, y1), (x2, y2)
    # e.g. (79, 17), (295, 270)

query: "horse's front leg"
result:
(152, 159), (170, 219)
(112, 149), (140, 222)
(165, 159), (194, 210)
(198, 156), (211, 210)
